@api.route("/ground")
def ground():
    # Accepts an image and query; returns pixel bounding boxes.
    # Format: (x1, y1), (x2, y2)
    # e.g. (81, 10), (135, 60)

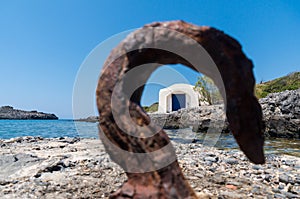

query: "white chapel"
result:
(158, 83), (200, 113)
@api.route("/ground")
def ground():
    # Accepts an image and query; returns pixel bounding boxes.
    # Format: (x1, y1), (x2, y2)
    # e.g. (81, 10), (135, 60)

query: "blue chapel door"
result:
(172, 94), (186, 111)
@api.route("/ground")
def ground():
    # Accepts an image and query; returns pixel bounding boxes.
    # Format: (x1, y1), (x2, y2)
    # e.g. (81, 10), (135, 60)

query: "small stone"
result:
(267, 194), (274, 199)
(205, 152), (216, 157)
(251, 187), (261, 194)
(212, 175), (226, 185)
(282, 191), (299, 199)
(208, 167), (216, 172)
(224, 158), (238, 165)
(194, 173), (204, 178)
(196, 192), (213, 199)
(272, 188), (281, 193)
(204, 156), (218, 163)
(227, 181), (241, 186)
(225, 184), (237, 190)
(187, 176), (199, 180)
(252, 165), (263, 170)
(274, 193), (286, 198)
(220, 191), (244, 198)
(265, 174), (272, 182)
(291, 185), (300, 194)
(284, 160), (295, 166)
(278, 183), (285, 190)
(279, 174), (294, 184)
(294, 176), (300, 184)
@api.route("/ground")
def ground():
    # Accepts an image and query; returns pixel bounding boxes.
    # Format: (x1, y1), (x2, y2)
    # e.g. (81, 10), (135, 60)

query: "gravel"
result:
(0, 136), (299, 198)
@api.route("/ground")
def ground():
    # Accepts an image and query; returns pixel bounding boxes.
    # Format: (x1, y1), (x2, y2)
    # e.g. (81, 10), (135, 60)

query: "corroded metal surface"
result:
(96, 20), (264, 198)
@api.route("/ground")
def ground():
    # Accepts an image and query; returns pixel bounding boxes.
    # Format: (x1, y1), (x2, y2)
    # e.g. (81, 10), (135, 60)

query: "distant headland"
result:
(0, 106), (58, 120)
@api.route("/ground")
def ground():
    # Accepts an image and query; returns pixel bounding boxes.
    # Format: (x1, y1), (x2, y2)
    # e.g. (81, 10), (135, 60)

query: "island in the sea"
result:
(0, 106), (58, 120)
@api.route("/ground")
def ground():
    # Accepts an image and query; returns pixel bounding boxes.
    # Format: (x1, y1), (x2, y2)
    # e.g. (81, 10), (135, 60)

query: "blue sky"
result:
(0, 0), (299, 119)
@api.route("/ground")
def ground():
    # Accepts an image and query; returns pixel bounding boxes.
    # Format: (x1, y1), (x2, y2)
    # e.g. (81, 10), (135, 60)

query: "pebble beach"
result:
(0, 136), (299, 198)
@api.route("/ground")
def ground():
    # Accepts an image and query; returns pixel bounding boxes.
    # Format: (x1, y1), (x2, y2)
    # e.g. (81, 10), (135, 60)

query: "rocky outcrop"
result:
(78, 89), (299, 139)
(149, 104), (229, 132)
(0, 106), (58, 120)
(150, 89), (300, 139)
(75, 116), (98, 123)
(260, 89), (300, 139)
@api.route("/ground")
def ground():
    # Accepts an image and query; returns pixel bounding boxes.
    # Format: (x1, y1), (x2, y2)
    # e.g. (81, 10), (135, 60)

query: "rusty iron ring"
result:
(96, 20), (264, 198)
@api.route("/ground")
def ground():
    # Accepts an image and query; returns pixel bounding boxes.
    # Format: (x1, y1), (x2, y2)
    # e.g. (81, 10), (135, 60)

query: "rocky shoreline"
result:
(0, 106), (58, 120)
(150, 89), (300, 139)
(77, 89), (300, 139)
(0, 137), (299, 198)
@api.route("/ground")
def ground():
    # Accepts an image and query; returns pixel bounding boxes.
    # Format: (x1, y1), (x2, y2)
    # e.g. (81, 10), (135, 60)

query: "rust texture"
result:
(96, 21), (265, 198)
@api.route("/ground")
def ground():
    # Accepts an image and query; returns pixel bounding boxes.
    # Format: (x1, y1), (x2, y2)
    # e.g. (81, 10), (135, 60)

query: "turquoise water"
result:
(0, 120), (99, 139)
(166, 129), (300, 157)
(0, 120), (299, 157)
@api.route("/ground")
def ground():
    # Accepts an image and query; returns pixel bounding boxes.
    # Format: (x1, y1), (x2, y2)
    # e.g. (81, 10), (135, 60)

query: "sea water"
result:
(0, 120), (98, 139)
(166, 128), (300, 157)
(0, 120), (299, 157)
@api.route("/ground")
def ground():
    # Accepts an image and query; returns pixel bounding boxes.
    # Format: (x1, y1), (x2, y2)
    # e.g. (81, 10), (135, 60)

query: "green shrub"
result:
(143, 102), (158, 113)
(255, 72), (300, 98)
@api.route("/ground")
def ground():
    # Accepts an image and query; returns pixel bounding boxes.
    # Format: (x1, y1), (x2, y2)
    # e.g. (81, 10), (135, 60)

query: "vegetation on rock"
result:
(194, 75), (222, 105)
(143, 102), (158, 113)
(255, 71), (300, 98)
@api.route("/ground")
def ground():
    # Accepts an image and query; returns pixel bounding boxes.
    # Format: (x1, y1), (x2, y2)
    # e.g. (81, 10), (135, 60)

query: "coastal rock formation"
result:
(0, 137), (299, 198)
(150, 89), (300, 139)
(78, 89), (299, 139)
(76, 116), (99, 123)
(260, 89), (300, 139)
(96, 20), (264, 198)
(0, 106), (58, 120)
(149, 104), (228, 131)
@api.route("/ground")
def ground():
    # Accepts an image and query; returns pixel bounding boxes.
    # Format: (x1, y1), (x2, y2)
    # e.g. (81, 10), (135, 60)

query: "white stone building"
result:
(158, 83), (200, 113)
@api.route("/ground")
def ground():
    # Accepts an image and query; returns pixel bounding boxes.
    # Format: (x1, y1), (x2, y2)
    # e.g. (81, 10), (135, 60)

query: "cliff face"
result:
(0, 106), (58, 120)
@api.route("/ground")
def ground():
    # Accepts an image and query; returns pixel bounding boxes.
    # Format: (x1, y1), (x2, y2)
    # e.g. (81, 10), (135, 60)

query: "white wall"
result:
(158, 83), (199, 113)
